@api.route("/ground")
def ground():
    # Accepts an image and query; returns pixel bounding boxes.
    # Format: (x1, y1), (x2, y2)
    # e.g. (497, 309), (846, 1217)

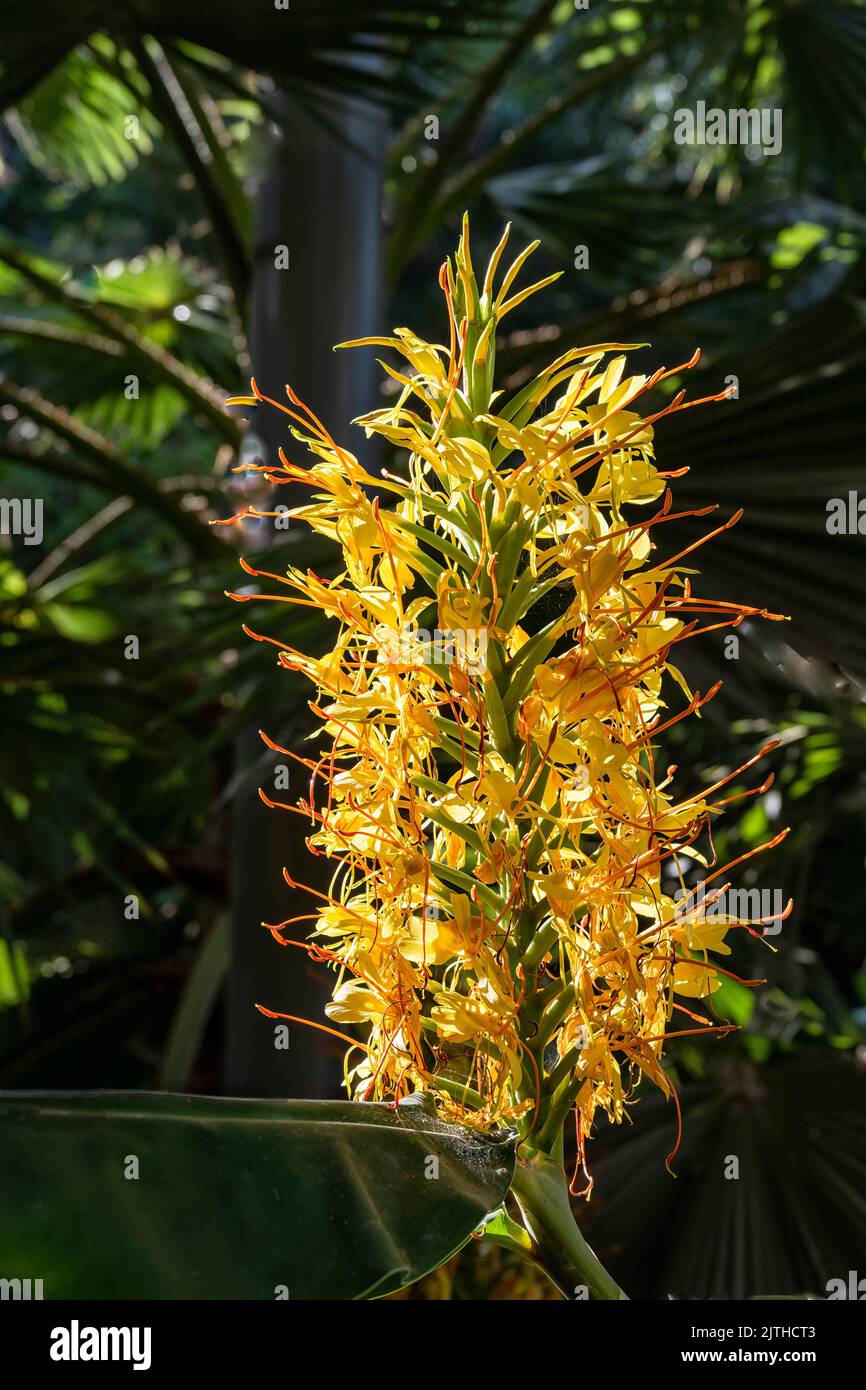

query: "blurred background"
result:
(1, 0), (865, 1298)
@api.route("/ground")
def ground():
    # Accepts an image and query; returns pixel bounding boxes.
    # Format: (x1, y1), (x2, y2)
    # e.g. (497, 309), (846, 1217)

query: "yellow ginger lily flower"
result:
(227, 216), (791, 1171)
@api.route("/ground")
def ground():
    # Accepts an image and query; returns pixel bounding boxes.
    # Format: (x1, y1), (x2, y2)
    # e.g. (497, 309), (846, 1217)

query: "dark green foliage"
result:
(0, 1091), (515, 1298)
(0, 0), (864, 1299)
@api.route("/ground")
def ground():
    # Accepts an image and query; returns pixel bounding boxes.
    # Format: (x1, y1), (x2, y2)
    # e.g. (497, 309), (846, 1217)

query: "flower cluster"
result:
(224, 219), (788, 1169)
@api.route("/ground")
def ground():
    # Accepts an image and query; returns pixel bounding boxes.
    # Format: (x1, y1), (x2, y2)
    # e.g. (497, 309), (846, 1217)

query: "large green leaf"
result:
(0, 1091), (515, 1299)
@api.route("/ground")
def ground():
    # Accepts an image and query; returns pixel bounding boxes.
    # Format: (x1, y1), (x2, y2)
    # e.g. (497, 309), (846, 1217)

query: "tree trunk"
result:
(226, 88), (384, 1097)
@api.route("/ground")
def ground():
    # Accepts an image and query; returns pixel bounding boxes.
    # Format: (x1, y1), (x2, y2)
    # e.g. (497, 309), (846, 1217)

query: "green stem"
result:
(535, 1077), (582, 1153)
(521, 919), (558, 971)
(511, 1153), (627, 1301)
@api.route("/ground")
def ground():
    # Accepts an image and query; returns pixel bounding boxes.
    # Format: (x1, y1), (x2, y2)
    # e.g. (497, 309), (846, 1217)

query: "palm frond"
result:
(582, 1053), (866, 1299)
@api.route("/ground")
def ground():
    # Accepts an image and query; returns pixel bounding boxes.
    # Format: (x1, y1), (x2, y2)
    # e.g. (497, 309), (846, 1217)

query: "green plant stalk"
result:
(511, 1151), (627, 1301)
(535, 1076), (583, 1153)
(443, 273), (629, 1302)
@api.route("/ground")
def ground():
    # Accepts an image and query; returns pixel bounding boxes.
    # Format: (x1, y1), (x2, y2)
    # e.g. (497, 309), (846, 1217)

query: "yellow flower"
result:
(233, 215), (788, 1160)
